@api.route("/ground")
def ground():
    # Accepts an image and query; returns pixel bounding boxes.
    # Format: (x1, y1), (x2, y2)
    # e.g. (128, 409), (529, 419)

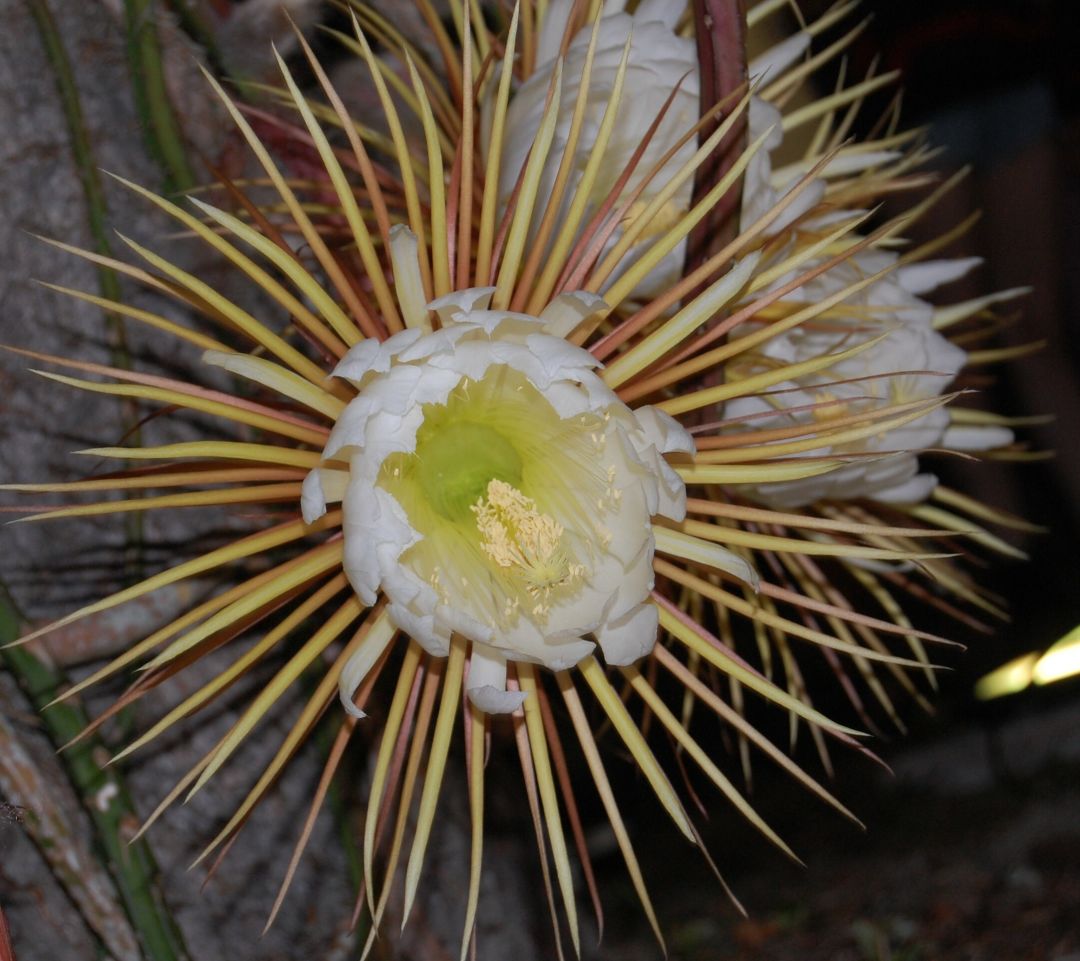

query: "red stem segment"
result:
(688, 0), (749, 275)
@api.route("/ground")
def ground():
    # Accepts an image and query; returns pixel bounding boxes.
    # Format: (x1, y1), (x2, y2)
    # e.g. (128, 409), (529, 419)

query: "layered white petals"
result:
(307, 288), (692, 692)
(726, 285), (970, 507)
(724, 227), (1012, 505)
(725, 85), (1012, 507)
(501, 5), (700, 299)
(741, 98), (826, 235)
(873, 473), (939, 506)
(507, 7), (835, 306)
(632, 405), (695, 457)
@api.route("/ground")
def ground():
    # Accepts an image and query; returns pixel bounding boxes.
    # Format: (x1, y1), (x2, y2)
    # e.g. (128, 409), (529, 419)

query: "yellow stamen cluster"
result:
(473, 479), (584, 616)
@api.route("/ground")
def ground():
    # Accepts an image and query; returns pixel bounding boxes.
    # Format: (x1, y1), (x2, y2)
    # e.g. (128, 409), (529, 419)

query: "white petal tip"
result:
(300, 469), (330, 525)
(597, 603), (659, 667)
(467, 685), (528, 715)
(732, 557), (761, 592)
(200, 349), (231, 368)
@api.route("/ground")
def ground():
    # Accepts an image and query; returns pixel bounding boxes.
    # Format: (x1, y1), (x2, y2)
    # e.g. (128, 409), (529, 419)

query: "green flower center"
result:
(414, 419), (523, 522)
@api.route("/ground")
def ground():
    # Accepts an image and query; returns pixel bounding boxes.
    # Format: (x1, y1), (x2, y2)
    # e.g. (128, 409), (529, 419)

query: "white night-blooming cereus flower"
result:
(724, 78), (1019, 509)
(500, 0), (700, 299)
(4, 0), (1039, 956)
(723, 250), (1010, 507)
(301, 280), (699, 713)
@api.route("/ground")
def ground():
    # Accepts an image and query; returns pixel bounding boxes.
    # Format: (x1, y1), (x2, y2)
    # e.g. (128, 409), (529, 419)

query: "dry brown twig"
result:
(0, 711), (142, 961)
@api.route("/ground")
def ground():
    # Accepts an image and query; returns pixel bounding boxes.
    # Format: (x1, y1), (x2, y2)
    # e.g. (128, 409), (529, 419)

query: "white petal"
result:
(429, 339), (506, 381)
(897, 258), (982, 295)
(321, 468), (348, 501)
(525, 332), (599, 379)
(767, 177), (826, 234)
(338, 613), (397, 718)
(538, 380), (593, 418)
(749, 98), (784, 150)
(387, 598), (449, 657)
(342, 483), (416, 606)
(535, 0), (577, 66)
(496, 615), (596, 670)
(873, 472), (939, 505)
(370, 364), (425, 416)
(655, 458), (688, 521)
(301, 470), (327, 524)
(538, 291), (608, 339)
(635, 0), (682, 28)
(389, 225), (431, 330)
(633, 405), (695, 454)
(467, 645), (527, 714)
(596, 602), (659, 667)
(334, 328), (425, 383)
(469, 684), (528, 714)
(301, 467), (350, 524)
(465, 309), (545, 336)
(332, 338), (386, 383)
(436, 602), (494, 645)
(321, 394), (375, 461)
(607, 537), (655, 622)
(427, 286), (497, 324)
(749, 32), (811, 82)
(395, 325), (465, 363)
(943, 424), (1014, 451)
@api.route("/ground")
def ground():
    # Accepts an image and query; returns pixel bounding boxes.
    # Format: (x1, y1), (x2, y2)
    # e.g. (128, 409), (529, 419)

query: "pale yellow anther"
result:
(597, 526), (612, 550)
(473, 479), (583, 615)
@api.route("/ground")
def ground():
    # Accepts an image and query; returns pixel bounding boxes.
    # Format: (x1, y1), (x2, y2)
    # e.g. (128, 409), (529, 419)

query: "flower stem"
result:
(689, 0), (749, 270)
(0, 584), (190, 961)
(122, 0), (197, 193)
(685, 0), (750, 413)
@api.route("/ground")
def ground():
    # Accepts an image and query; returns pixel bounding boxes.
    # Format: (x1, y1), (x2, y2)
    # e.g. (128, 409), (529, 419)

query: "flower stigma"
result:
(414, 415), (523, 522)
